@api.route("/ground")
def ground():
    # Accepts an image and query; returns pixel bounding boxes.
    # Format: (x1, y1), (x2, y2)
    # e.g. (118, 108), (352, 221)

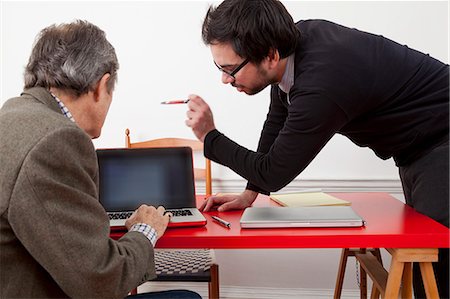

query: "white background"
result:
(2, 1), (448, 184)
(1, 1), (448, 293)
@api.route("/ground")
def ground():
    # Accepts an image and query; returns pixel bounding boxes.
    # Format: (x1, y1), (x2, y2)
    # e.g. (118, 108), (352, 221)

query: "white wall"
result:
(1, 1), (448, 294)
(2, 1), (448, 185)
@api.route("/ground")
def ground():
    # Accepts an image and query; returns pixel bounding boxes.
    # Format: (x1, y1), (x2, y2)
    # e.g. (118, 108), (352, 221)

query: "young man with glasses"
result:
(185, 0), (449, 298)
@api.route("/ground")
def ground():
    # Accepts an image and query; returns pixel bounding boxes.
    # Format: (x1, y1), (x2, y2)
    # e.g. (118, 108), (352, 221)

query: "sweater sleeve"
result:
(8, 127), (155, 299)
(246, 85), (289, 194)
(205, 89), (348, 192)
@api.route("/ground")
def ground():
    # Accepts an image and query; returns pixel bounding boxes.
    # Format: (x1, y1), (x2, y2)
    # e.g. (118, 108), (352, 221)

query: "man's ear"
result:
(266, 48), (280, 68)
(267, 48), (280, 61)
(93, 73), (111, 102)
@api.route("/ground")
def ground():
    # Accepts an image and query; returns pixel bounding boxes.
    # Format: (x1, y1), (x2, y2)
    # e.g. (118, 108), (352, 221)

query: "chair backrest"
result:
(125, 128), (212, 196)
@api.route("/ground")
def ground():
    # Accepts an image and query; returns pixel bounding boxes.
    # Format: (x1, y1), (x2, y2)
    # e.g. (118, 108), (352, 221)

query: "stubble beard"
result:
(232, 65), (275, 95)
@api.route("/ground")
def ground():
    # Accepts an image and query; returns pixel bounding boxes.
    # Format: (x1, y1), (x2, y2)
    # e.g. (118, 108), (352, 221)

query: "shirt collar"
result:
(278, 53), (295, 94)
(50, 92), (75, 122)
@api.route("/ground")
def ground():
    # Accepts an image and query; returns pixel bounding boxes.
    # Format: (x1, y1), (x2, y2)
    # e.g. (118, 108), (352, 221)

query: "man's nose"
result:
(221, 72), (234, 84)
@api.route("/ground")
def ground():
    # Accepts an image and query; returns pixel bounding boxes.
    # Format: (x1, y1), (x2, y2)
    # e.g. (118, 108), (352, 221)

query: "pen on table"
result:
(212, 216), (231, 228)
(161, 99), (190, 104)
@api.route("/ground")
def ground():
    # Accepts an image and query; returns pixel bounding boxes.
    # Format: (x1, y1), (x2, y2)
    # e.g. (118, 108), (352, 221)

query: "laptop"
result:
(97, 147), (207, 229)
(240, 206), (365, 228)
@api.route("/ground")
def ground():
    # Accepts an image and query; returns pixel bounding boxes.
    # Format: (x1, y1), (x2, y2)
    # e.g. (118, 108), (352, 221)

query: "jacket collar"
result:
(21, 87), (61, 115)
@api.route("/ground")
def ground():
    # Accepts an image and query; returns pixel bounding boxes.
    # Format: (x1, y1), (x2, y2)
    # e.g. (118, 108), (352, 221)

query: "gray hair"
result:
(24, 20), (119, 97)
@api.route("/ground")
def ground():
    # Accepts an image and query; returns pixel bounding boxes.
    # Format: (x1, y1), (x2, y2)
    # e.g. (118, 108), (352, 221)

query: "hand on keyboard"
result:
(125, 205), (171, 240)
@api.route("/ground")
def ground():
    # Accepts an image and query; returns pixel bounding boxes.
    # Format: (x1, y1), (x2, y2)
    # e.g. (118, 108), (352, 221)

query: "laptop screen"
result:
(97, 147), (196, 212)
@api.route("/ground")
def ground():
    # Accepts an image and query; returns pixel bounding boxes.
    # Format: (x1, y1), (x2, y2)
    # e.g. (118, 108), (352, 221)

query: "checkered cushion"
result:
(153, 249), (214, 282)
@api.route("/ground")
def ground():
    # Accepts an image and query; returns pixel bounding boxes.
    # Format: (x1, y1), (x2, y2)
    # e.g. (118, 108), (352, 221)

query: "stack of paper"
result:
(270, 192), (350, 207)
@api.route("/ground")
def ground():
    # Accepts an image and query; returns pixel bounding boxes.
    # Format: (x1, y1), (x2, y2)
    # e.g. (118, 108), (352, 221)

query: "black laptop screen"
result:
(97, 147), (196, 211)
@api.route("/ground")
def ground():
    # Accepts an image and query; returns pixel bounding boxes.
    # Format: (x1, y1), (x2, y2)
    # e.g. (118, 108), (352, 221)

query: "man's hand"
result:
(125, 205), (171, 241)
(200, 189), (259, 212)
(185, 94), (216, 142)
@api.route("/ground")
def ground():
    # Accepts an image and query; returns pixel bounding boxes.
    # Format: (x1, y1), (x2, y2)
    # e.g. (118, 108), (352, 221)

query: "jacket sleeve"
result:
(8, 126), (155, 299)
(205, 89), (348, 192)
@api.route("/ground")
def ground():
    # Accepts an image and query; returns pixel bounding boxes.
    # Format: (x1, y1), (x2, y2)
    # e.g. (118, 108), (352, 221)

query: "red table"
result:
(110, 193), (449, 298)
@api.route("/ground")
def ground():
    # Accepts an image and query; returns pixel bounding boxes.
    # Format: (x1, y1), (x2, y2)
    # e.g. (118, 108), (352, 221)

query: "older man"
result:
(0, 20), (200, 299)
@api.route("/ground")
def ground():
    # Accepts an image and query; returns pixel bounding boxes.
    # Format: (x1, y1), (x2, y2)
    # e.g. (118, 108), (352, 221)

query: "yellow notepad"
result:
(270, 192), (350, 207)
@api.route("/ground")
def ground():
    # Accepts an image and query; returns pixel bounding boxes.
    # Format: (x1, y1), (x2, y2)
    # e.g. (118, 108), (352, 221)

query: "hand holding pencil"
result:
(184, 95), (216, 143)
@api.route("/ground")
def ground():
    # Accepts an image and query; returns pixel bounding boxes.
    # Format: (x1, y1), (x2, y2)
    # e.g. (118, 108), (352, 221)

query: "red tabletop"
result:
(110, 193), (449, 249)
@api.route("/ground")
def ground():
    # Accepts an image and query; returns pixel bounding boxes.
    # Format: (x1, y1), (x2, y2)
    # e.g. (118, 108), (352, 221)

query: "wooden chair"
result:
(125, 129), (219, 299)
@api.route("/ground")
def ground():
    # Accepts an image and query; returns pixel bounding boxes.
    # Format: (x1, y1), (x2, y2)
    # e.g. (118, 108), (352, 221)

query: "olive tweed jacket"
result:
(0, 87), (155, 298)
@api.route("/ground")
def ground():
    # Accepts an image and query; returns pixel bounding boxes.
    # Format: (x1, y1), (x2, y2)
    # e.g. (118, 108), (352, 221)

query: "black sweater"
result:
(204, 20), (449, 194)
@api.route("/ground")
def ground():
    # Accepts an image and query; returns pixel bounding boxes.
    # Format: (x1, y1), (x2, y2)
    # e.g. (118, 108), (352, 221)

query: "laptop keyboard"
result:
(108, 211), (133, 220)
(108, 209), (193, 220)
(165, 209), (193, 216)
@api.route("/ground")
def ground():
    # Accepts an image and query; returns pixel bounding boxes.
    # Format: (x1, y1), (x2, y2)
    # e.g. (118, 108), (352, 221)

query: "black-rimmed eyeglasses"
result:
(213, 58), (249, 80)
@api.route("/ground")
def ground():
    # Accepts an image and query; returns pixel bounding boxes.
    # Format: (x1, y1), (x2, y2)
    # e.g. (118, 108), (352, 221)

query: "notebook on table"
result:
(96, 147), (207, 229)
(270, 192), (351, 207)
(240, 206), (365, 228)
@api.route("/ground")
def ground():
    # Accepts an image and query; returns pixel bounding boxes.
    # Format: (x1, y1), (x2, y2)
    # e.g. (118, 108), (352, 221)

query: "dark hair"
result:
(202, 0), (300, 64)
(24, 20), (119, 97)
